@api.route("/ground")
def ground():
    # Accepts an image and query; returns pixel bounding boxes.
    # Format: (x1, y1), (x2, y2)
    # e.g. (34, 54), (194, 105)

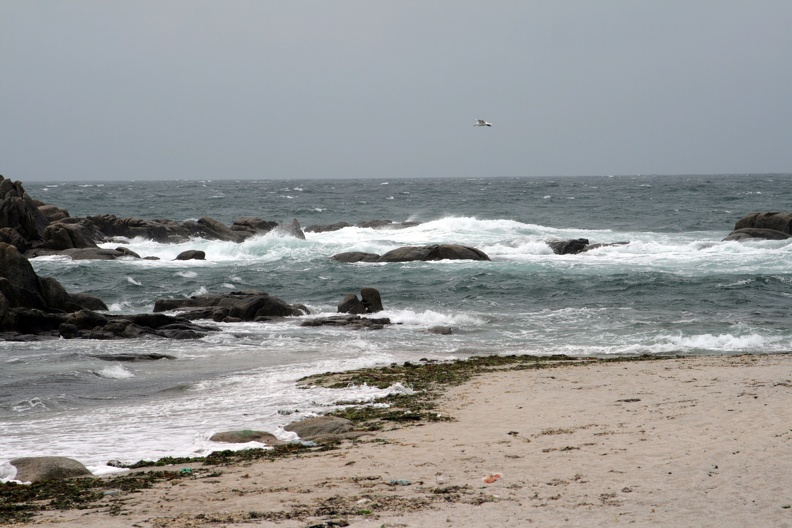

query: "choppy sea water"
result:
(2, 174), (791, 479)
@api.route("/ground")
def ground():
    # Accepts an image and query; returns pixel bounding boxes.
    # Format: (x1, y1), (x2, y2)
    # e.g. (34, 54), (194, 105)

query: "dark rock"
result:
(209, 430), (282, 445)
(9, 456), (92, 483)
(42, 220), (100, 250)
(59, 323), (80, 339)
(230, 217), (279, 237)
(153, 290), (304, 321)
(722, 228), (792, 241)
(0, 177), (49, 250)
(65, 309), (108, 330)
(305, 221), (352, 233)
(86, 214), (180, 243)
(272, 218), (306, 240)
(300, 315), (391, 330)
(331, 251), (381, 263)
(377, 244), (490, 262)
(360, 287), (384, 313)
(90, 353), (176, 361)
(68, 293), (108, 311)
(37, 204), (70, 223)
(175, 250), (205, 261)
(0, 227), (29, 250)
(115, 246), (141, 258)
(547, 238), (590, 255)
(182, 216), (244, 242)
(733, 212), (792, 234)
(338, 293), (367, 314)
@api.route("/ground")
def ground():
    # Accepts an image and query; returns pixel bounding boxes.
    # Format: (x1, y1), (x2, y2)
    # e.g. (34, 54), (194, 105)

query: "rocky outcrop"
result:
(724, 212), (792, 241)
(733, 212), (792, 234)
(338, 288), (384, 314)
(332, 244), (490, 263)
(331, 252), (380, 263)
(546, 238), (629, 255)
(8, 456), (93, 483)
(153, 290), (308, 322)
(300, 315), (391, 330)
(175, 250), (206, 261)
(723, 228), (791, 241)
(230, 217), (279, 237)
(0, 176), (50, 252)
(272, 218), (306, 240)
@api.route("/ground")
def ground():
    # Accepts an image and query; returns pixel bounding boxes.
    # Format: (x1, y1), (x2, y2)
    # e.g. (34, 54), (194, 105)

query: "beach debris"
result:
(482, 472), (503, 484)
(389, 479), (412, 486)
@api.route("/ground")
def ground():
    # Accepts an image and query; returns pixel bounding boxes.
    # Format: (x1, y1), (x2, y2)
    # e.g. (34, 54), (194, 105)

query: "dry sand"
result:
(21, 354), (792, 527)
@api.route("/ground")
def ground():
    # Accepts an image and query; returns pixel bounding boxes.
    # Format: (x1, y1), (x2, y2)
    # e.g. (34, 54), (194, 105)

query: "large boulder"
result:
(175, 250), (205, 261)
(733, 212), (792, 234)
(377, 244), (490, 262)
(284, 416), (354, 441)
(230, 217), (279, 238)
(722, 228), (792, 241)
(182, 216), (244, 243)
(331, 251), (380, 263)
(272, 219), (306, 240)
(0, 177), (50, 251)
(41, 219), (101, 249)
(547, 238), (590, 255)
(9, 456), (92, 483)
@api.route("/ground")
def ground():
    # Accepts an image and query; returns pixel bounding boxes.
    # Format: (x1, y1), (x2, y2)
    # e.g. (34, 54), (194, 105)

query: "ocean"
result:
(2, 174), (791, 479)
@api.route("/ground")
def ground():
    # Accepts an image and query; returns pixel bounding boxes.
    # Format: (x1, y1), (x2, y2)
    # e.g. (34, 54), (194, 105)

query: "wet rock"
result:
(300, 315), (391, 330)
(331, 251), (381, 263)
(272, 218), (306, 240)
(182, 216), (244, 242)
(9, 456), (92, 483)
(153, 290), (304, 320)
(0, 177), (49, 251)
(360, 287), (384, 313)
(733, 212), (792, 234)
(338, 293), (367, 314)
(722, 228), (791, 241)
(230, 217), (279, 238)
(428, 325), (453, 335)
(175, 250), (205, 261)
(377, 244), (490, 262)
(547, 238), (590, 255)
(305, 221), (352, 233)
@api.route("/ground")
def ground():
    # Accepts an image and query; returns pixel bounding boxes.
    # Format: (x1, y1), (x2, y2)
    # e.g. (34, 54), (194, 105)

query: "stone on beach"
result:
(9, 456), (92, 483)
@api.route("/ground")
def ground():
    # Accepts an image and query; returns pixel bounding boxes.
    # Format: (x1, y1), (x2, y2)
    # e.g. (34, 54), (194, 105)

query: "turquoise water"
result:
(2, 174), (791, 474)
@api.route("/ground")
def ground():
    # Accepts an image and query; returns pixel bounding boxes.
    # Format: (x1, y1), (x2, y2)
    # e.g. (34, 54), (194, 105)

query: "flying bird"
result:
(474, 119), (492, 127)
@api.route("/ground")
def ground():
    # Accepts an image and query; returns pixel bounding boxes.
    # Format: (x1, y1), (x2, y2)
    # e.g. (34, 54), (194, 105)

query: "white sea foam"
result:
(126, 276), (143, 286)
(93, 364), (135, 379)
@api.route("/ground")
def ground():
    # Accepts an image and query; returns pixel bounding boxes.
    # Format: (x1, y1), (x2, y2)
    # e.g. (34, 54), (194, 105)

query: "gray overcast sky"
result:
(2, 1), (791, 181)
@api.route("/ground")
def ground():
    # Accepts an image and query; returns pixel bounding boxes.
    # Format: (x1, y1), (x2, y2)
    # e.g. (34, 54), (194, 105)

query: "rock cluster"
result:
(153, 290), (309, 323)
(723, 212), (792, 241)
(0, 175), (306, 260)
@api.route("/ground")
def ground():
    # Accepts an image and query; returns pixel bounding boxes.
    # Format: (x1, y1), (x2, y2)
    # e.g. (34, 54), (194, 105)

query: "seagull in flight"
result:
(474, 119), (492, 127)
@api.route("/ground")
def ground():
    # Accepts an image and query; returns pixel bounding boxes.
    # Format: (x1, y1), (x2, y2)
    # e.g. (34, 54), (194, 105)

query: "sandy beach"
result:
(13, 353), (792, 527)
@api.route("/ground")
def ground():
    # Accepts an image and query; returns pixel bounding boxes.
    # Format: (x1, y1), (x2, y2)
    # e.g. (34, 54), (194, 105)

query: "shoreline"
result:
(5, 352), (792, 526)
